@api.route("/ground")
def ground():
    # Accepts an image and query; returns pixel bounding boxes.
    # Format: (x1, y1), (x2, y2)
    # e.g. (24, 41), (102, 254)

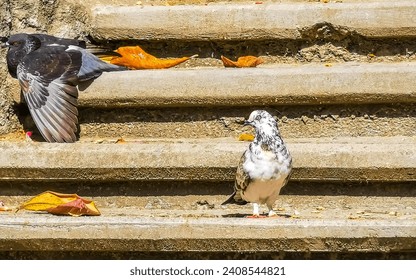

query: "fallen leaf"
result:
(47, 198), (101, 217)
(221, 55), (264, 68)
(104, 46), (197, 69)
(20, 191), (75, 211)
(19, 191), (100, 216)
(238, 133), (255, 141)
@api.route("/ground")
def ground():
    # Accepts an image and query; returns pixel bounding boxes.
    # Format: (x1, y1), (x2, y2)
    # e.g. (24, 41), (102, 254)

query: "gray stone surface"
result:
(0, 137), (415, 182)
(91, 1), (416, 40)
(1, 195), (415, 253)
(74, 63), (416, 108)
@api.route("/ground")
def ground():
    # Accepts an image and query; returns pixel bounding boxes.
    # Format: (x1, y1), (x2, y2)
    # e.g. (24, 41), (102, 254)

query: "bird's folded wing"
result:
(233, 152), (252, 202)
(17, 47), (81, 143)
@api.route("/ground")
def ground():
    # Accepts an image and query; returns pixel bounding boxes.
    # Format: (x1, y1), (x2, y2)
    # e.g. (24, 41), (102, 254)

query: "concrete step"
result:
(12, 63), (415, 107)
(1, 195), (415, 258)
(90, 1), (416, 41)
(78, 63), (416, 108)
(0, 136), (414, 183)
(11, 63), (416, 139)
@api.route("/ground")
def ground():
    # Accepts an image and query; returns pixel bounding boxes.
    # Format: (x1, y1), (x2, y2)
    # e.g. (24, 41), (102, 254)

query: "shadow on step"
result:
(1, 250), (415, 260)
(0, 181), (414, 197)
(92, 35), (416, 63)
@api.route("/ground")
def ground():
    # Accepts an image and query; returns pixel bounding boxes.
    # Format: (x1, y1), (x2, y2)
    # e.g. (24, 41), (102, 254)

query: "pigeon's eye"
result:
(255, 115), (262, 121)
(11, 41), (21, 46)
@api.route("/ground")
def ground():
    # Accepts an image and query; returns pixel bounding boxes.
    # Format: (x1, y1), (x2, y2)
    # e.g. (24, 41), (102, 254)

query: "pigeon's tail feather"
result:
(221, 191), (248, 206)
(67, 46), (126, 81)
(93, 51), (123, 63)
(77, 54), (126, 81)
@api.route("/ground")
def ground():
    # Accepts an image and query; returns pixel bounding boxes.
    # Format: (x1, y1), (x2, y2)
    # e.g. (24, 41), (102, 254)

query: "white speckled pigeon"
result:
(222, 110), (292, 217)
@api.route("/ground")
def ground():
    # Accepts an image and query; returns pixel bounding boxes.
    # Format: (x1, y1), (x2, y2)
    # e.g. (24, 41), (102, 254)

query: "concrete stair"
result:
(1, 0), (415, 259)
(1, 137), (415, 182)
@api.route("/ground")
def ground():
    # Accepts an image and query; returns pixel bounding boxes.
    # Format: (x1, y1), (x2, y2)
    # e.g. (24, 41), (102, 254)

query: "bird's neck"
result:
(254, 127), (282, 147)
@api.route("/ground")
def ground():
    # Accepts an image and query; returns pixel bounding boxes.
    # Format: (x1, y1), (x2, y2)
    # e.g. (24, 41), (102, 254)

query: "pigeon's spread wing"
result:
(17, 46), (81, 143)
(222, 152), (251, 205)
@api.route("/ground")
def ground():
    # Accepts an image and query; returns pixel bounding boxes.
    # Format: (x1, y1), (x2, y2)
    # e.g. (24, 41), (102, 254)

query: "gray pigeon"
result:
(0, 33), (125, 143)
(222, 110), (292, 217)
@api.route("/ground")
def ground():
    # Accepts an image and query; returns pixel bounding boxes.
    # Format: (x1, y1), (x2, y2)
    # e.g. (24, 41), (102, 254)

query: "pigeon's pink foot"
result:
(25, 131), (33, 141)
(245, 214), (267, 218)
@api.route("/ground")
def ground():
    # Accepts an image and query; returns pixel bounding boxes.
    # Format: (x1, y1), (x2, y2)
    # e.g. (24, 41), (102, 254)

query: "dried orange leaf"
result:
(47, 198), (101, 216)
(238, 133), (255, 141)
(221, 55), (264, 68)
(19, 191), (100, 216)
(107, 46), (197, 69)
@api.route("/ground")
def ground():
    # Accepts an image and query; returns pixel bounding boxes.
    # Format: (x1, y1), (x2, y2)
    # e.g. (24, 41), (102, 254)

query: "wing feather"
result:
(222, 151), (252, 205)
(17, 46), (81, 143)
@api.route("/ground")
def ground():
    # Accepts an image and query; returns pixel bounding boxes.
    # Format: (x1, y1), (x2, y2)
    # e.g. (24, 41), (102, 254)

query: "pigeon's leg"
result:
(267, 207), (277, 217)
(253, 203), (260, 216)
(266, 196), (279, 217)
(246, 203), (266, 218)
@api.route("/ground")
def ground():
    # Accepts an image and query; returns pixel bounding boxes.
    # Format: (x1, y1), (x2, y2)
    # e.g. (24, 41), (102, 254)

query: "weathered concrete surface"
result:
(75, 63), (416, 108)
(91, 2), (416, 41)
(0, 137), (415, 182)
(0, 195), (415, 253)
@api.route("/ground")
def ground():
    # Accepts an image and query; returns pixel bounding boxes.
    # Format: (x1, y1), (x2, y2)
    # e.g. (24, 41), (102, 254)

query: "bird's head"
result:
(244, 110), (279, 137)
(4, 33), (41, 53)
(1, 34), (42, 78)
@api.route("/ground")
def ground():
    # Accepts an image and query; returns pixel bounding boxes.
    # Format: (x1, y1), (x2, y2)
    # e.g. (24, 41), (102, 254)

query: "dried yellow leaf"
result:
(19, 191), (101, 216)
(20, 191), (75, 211)
(238, 133), (255, 141)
